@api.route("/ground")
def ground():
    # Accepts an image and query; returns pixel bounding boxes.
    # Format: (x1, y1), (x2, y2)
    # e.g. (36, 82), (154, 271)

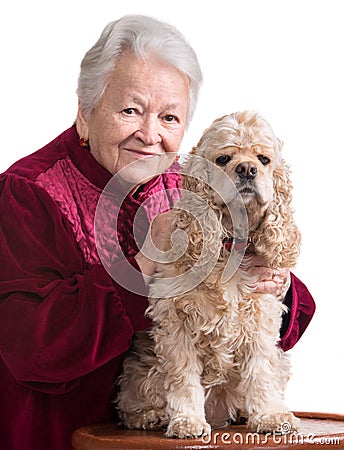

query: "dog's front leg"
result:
(237, 294), (300, 433)
(238, 344), (299, 433)
(155, 322), (210, 438)
(165, 377), (210, 438)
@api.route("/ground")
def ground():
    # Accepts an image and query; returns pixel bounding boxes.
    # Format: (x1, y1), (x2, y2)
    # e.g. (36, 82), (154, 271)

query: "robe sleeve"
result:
(0, 174), (150, 393)
(279, 272), (316, 352)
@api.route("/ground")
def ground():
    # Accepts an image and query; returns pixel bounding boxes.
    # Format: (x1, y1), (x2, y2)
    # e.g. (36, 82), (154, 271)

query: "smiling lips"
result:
(124, 148), (163, 159)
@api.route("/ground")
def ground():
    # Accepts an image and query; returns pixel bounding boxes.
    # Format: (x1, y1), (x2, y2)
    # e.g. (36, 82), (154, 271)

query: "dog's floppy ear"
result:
(252, 159), (301, 268)
(173, 144), (224, 272)
(181, 144), (212, 200)
(182, 115), (230, 199)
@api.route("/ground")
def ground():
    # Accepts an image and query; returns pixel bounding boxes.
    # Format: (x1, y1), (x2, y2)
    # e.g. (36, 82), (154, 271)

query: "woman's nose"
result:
(134, 115), (162, 146)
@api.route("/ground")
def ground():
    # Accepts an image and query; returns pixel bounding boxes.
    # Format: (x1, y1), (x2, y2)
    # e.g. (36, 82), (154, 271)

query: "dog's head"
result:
(187, 111), (281, 218)
(182, 111), (300, 268)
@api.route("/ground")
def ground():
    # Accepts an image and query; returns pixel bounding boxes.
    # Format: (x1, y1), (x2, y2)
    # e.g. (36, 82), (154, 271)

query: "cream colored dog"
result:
(117, 111), (301, 438)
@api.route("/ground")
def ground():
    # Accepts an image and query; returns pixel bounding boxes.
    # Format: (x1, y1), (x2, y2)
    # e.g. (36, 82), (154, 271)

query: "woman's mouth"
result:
(124, 148), (162, 159)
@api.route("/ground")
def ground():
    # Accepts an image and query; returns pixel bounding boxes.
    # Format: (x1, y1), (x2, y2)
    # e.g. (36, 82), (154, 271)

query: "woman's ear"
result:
(76, 102), (89, 140)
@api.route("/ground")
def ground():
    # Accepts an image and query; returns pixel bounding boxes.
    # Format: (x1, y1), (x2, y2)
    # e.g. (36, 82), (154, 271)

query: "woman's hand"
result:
(248, 254), (291, 299)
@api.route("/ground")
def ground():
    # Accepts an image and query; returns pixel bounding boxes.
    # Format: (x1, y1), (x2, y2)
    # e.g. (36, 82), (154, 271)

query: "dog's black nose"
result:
(235, 162), (257, 180)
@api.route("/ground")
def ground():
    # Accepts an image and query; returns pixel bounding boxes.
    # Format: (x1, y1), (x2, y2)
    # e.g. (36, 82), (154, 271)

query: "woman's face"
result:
(77, 50), (190, 187)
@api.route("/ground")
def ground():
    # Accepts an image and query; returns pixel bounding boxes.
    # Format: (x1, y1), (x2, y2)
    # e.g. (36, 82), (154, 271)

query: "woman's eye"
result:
(215, 155), (232, 166)
(122, 108), (137, 115)
(257, 155), (271, 165)
(164, 115), (177, 123)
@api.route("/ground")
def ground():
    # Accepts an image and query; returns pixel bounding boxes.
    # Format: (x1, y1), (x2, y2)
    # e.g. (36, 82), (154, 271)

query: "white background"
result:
(0, 0), (343, 414)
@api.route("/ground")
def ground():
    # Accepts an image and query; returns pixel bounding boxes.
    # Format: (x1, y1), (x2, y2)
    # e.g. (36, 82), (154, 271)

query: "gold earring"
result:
(79, 138), (89, 148)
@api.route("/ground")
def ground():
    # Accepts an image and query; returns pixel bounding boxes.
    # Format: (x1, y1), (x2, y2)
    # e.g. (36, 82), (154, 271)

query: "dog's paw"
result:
(121, 408), (169, 430)
(166, 415), (211, 438)
(251, 412), (300, 434)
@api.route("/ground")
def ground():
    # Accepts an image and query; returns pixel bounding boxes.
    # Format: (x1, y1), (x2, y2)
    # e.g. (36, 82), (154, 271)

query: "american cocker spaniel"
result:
(117, 110), (301, 438)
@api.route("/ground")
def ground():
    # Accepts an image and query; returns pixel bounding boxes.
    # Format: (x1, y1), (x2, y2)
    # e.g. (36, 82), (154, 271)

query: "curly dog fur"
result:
(117, 110), (301, 438)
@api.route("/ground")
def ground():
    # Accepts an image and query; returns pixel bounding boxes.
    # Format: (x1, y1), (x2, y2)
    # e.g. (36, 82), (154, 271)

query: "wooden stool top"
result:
(72, 412), (344, 449)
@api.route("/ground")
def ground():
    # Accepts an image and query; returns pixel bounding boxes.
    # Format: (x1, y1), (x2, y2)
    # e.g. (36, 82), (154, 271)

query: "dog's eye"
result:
(257, 155), (271, 166)
(215, 155), (232, 166)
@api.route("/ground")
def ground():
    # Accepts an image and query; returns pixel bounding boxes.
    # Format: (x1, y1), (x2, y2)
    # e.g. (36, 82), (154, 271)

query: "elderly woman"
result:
(0, 15), (315, 450)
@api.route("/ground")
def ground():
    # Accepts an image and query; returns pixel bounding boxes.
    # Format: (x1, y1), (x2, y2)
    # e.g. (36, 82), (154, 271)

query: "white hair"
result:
(77, 14), (203, 124)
